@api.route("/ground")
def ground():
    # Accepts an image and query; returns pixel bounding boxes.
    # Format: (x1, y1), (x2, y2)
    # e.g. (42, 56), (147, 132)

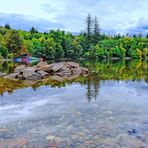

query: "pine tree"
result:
(5, 24), (11, 30)
(93, 16), (101, 44)
(86, 14), (93, 45)
(30, 27), (38, 34)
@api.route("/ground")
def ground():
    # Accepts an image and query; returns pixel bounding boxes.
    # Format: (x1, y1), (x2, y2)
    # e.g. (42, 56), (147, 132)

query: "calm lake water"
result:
(0, 60), (148, 148)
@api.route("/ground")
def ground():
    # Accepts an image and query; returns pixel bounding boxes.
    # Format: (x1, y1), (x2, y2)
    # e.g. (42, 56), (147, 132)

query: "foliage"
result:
(4, 24), (11, 30)
(0, 45), (8, 58)
(0, 15), (147, 60)
(4, 30), (24, 57)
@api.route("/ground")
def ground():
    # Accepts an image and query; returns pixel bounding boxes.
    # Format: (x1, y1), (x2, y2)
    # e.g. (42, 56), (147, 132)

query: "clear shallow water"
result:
(0, 60), (148, 147)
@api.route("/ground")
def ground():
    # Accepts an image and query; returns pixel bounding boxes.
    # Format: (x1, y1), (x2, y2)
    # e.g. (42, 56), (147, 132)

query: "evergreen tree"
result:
(86, 14), (93, 46)
(93, 16), (101, 44)
(5, 24), (11, 30)
(30, 27), (38, 34)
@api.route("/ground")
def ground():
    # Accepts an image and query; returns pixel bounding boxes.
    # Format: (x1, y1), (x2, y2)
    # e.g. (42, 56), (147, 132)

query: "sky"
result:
(0, 0), (148, 34)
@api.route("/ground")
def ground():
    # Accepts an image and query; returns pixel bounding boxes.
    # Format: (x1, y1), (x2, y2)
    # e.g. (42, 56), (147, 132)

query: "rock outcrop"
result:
(3, 62), (89, 81)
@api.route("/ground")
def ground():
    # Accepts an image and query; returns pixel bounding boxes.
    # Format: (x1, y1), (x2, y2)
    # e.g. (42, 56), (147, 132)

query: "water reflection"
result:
(0, 60), (148, 147)
(0, 60), (147, 102)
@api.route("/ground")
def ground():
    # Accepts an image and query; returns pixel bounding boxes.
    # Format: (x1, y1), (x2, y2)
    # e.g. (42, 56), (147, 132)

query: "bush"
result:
(8, 53), (14, 59)
(0, 45), (8, 58)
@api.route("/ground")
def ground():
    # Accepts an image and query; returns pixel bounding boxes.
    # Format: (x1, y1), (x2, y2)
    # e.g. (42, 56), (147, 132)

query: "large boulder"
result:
(36, 61), (50, 71)
(24, 73), (42, 80)
(14, 65), (26, 74)
(50, 62), (65, 72)
(72, 67), (82, 75)
(37, 70), (48, 77)
(57, 66), (71, 76)
(36, 61), (48, 67)
(67, 62), (79, 68)
(21, 67), (41, 80)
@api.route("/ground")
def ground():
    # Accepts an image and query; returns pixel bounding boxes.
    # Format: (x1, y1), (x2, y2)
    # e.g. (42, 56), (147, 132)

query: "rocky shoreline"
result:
(2, 62), (89, 81)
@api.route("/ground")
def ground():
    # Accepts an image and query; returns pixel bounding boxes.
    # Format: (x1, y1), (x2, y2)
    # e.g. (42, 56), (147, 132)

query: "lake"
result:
(0, 60), (148, 148)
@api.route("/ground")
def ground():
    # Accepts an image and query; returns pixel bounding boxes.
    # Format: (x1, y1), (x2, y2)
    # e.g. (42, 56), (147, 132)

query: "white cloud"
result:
(0, 0), (147, 34)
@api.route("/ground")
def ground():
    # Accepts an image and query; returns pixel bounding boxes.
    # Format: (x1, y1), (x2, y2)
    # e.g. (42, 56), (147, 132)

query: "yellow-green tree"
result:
(5, 30), (24, 57)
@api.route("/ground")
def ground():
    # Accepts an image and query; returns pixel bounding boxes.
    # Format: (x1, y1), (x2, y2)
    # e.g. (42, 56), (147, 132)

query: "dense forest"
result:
(0, 14), (148, 59)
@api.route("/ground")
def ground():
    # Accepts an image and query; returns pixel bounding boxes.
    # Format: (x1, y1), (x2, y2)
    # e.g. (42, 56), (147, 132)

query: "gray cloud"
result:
(127, 18), (148, 35)
(0, 0), (148, 34)
(0, 13), (65, 32)
(40, 0), (148, 34)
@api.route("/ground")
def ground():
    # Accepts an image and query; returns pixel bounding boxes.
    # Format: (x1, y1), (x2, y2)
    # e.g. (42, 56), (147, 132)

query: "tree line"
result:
(0, 14), (148, 59)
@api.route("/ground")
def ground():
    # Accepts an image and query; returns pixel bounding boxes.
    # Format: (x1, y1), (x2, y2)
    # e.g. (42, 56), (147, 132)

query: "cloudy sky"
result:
(0, 0), (148, 34)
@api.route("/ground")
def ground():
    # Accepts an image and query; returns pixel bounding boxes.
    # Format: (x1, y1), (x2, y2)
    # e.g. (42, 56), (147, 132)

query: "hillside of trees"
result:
(0, 14), (148, 59)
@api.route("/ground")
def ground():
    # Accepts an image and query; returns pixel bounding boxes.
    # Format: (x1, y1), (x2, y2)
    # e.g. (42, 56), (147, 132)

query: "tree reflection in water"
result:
(0, 59), (147, 102)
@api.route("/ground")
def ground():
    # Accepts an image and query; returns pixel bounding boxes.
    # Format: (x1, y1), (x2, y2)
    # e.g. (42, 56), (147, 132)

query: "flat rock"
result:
(23, 73), (42, 80)
(67, 62), (79, 68)
(21, 67), (41, 80)
(21, 67), (37, 76)
(36, 61), (50, 71)
(50, 62), (65, 72)
(38, 70), (48, 77)
(14, 65), (26, 74)
(4, 73), (18, 80)
(73, 67), (82, 75)
(57, 67), (71, 76)
(36, 61), (48, 67)
(80, 67), (89, 74)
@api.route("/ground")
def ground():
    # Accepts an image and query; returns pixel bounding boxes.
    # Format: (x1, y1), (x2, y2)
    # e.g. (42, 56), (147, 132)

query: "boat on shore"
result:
(13, 53), (39, 63)
(14, 56), (39, 63)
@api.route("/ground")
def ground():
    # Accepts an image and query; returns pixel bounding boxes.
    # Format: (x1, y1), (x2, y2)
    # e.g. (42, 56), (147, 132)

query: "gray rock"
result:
(58, 66), (71, 76)
(72, 67), (82, 75)
(4, 73), (18, 80)
(36, 61), (48, 67)
(80, 67), (89, 74)
(3, 61), (89, 81)
(67, 62), (79, 68)
(24, 73), (42, 80)
(36, 61), (50, 71)
(14, 65), (26, 74)
(21, 67), (41, 80)
(50, 62), (65, 72)
(38, 70), (48, 77)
